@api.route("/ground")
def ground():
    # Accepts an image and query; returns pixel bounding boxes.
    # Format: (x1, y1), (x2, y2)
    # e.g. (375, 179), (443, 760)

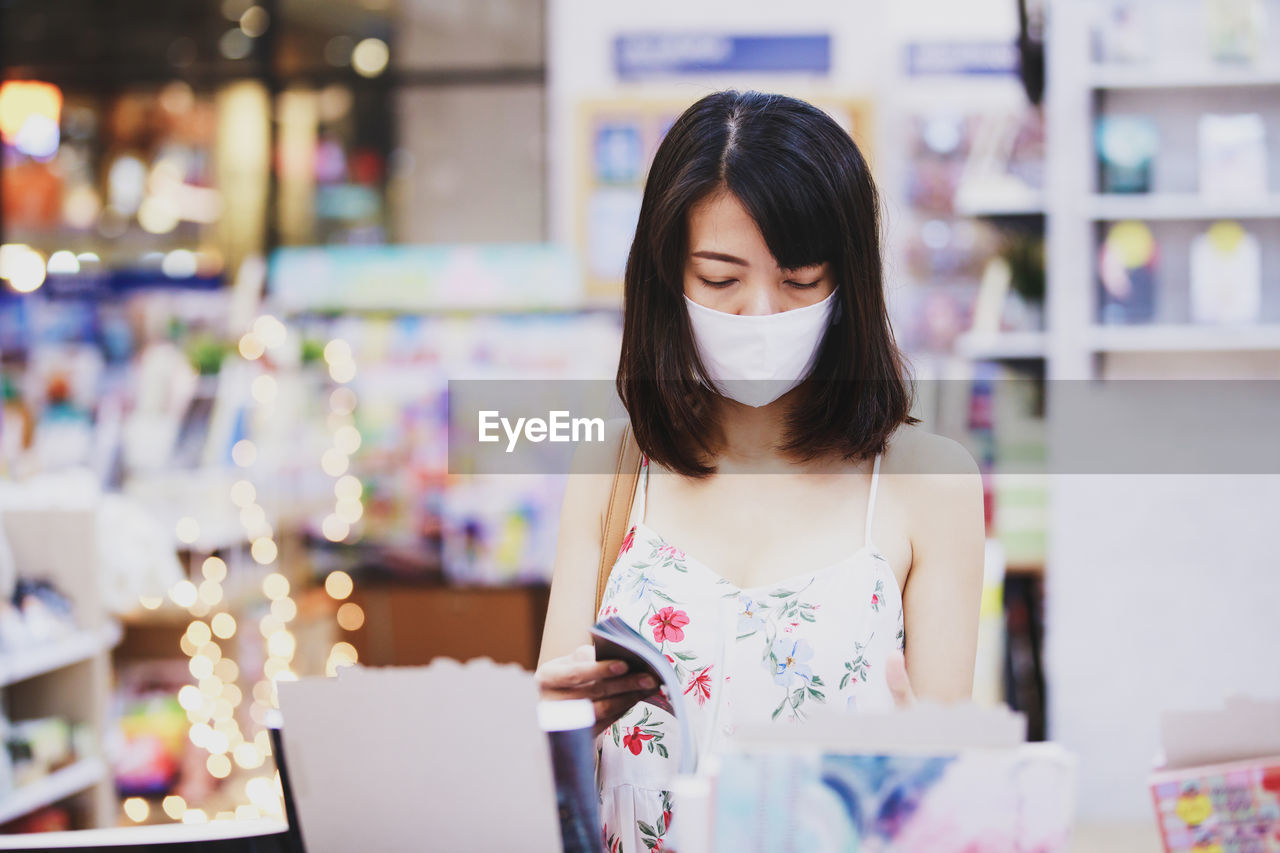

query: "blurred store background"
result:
(0, 0), (1276, 844)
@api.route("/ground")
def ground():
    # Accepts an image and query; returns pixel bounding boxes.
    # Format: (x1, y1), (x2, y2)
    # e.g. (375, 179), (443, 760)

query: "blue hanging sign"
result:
(614, 33), (831, 79)
(904, 41), (1019, 76)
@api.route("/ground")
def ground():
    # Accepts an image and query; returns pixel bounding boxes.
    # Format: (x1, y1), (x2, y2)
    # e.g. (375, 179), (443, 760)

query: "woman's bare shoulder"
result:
(880, 423), (981, 477)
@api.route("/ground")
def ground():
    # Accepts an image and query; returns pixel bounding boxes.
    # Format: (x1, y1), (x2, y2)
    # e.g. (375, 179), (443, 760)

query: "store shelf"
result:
(0, 758), (107, 826)
(1087, 323), (1280, 353)
(1088, 65), (1280, 90)
(954, 330), (1047, 360)
(954, 189), (1046, 219)
(0, 622), (122, 688)
(1086, 193), (1280, 221)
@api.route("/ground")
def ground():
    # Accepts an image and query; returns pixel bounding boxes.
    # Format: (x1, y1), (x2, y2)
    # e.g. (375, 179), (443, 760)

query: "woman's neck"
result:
(710, 387), (816, 474)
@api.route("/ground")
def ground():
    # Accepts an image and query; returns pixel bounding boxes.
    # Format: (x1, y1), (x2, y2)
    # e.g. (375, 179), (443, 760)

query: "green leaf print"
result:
(840, 634), (875, 689)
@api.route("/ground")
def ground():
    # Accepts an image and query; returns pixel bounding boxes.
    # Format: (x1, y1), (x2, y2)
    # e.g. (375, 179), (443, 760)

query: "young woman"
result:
(536, 90), (985, 852)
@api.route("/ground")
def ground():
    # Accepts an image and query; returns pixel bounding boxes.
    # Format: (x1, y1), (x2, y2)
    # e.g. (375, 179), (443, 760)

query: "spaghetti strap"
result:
(864, 452), (882, 549)
(627, 454), (650, 529)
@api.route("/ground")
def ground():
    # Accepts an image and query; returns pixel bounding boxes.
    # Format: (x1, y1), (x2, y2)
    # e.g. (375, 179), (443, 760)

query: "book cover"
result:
(1198, 113), (1267, 201)
(1097, 115), (1158, 194)
(591, 615), (697, 774)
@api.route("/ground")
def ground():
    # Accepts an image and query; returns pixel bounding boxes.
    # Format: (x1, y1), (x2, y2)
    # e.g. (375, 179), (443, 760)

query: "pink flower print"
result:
(619, 525), (636, 556)
(599, 604), (619, 619)
(657, 543), (685, 560)
(622, 726), (654, 755)
(664, 653), (675, 665)
(684, 665), (713, 706)
(648, 607), (689, 644)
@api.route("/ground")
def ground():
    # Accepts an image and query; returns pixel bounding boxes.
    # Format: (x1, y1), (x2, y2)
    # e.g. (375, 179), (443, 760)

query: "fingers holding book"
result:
(535, 644), (661, 736)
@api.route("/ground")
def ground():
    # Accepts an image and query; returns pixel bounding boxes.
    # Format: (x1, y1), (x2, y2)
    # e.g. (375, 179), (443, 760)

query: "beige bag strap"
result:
(595, 422), (643, 620)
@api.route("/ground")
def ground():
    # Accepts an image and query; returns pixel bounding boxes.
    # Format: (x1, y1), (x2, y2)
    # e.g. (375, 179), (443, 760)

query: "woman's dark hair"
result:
(617, 89), (919, 477)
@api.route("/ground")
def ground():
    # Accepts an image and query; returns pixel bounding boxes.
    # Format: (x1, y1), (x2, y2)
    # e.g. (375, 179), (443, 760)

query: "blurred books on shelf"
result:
(1189, 222), (1261, 325)
(1205, 0), (1268, 65)
(1198, 113), (1267, 201)
(1098, 220), (1158, 325)
(1097, 115), (1159, 194)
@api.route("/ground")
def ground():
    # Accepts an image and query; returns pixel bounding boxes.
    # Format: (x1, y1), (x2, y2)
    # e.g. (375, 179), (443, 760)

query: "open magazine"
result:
(591, 615), (697, 774)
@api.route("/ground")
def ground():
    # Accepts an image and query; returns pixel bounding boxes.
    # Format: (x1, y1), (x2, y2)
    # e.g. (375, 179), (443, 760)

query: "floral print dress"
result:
(595, 450), (906, 853)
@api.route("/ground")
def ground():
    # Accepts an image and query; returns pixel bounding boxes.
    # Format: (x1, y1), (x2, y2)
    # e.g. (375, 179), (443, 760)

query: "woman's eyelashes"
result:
(696, 277), (822, 289)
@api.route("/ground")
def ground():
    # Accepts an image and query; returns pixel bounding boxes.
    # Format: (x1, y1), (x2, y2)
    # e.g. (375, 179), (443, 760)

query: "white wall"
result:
(1046, 474), (1280, 819)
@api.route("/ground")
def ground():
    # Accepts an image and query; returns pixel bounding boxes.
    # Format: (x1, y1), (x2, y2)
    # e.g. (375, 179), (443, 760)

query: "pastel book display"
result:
(1149, 697), (1280, 852)
(668, 704), (1077, 853)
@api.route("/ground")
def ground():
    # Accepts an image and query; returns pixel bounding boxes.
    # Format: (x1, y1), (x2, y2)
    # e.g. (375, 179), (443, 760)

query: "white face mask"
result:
(683, 290), (837, 408)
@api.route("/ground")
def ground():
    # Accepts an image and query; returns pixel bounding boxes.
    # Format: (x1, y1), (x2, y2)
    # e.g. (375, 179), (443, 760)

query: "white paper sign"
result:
(277, 659), (563, 853)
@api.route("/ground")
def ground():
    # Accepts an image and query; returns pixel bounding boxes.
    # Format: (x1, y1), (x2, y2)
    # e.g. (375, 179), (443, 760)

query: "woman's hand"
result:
(535, 644), (661, 737)
(885, 649), (917, 708)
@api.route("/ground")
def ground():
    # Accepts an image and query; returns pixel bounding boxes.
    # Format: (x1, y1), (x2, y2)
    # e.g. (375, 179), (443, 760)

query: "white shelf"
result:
(1089, 65), (1280, 90)
(0, 622), (122, 688)
(0, 758), (107, 825)
(954, 330), (1048, 360)
(954, 190), (1046, 219)
(1087, 324), (1280, 353)
(1086, 194), (1280, 221)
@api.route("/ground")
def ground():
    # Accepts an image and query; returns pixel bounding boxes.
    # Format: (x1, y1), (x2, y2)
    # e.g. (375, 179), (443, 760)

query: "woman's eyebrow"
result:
(691, 250), (749, 265)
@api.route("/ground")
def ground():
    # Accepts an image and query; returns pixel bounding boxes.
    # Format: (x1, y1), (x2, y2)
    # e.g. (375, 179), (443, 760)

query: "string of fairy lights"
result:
(124, 313), (366, 824)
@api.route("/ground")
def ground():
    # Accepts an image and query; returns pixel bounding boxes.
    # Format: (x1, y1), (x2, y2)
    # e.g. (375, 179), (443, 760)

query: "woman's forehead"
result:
(687, 193), (824, 270)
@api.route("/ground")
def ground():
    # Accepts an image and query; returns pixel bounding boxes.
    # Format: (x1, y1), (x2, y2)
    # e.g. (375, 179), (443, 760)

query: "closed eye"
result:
(699, 277), (737, 288)
(785, 279), (822, 289)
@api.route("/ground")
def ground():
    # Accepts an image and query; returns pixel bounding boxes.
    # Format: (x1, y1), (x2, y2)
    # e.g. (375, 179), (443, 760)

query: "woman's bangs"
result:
(726, 157), (840, 273)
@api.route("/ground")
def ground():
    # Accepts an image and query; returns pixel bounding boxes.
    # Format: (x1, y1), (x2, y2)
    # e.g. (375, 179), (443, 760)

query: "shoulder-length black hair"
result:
(617, 89), (919, 477)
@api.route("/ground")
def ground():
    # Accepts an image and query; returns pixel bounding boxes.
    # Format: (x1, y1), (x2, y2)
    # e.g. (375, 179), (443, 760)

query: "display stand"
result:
(1046, 0), (1280, 382)
(0, 508), (119, 830)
